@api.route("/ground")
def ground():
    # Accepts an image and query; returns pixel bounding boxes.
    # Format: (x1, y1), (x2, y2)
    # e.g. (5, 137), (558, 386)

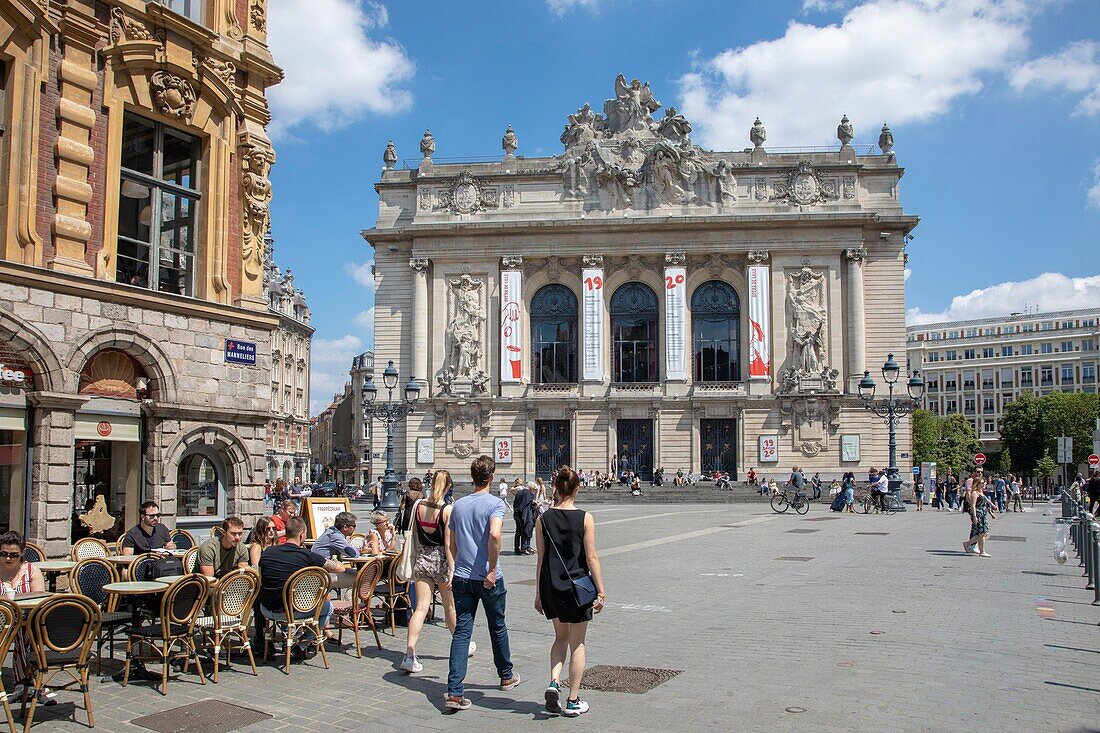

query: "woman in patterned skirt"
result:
(0, 531), (45, 700)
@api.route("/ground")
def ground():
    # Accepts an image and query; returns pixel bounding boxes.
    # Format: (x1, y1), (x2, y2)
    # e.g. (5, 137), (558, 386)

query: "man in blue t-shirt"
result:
(444, 455), (521, 711)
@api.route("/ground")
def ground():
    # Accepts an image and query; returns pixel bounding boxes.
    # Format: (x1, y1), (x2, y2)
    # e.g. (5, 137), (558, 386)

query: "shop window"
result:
(117, 114), (200, 296)
(611, 282), (658, 383)
(147, 0), (206, 26)
(0, 429), (24, 534)
(691, 280), (741, 382)
(176, 449), (225, 519)
(530, 284), (578, 384)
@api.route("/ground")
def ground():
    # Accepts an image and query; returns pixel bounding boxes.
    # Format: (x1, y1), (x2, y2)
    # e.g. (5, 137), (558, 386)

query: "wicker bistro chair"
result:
(122, 575), (209, 695)
(21, 543), (45, 564)
(70, 538), (109, 562)
(22, 594), (102, 733)
(373, 555), (412, 635)
(196, 569), (259, 682)
(0, 599), (22, 732)
(262, 566), (331, 675)
(183, 548), (199, 574)
(331, 559), (384, 657)
(128, 553), (159, 583)
(168, 529), (195, 550)
(67, 559), (131, 673)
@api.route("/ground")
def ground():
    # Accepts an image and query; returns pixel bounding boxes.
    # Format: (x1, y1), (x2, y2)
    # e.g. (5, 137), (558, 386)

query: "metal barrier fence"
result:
(1060, 492), (1100, 607)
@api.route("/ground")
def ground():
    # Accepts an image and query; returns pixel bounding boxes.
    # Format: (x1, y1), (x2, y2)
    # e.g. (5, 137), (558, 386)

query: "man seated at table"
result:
(197, 516), (250, 579)
(121, 501), (176, 555)
(271, 500), (296, 544)
(312, 511), (359, 591)
(258, 516), (345, 659)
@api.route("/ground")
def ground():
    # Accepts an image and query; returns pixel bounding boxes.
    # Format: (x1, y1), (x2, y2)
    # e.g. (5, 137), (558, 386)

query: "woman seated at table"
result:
(364, 511), (396, 555)
(249, 517), (278, 567)
(0, 531), (46, 701)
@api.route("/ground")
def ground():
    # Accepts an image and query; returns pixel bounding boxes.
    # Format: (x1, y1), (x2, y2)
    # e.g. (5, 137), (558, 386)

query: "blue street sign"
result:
(225, 339), (257, 365)
(912, 466), (920, 475)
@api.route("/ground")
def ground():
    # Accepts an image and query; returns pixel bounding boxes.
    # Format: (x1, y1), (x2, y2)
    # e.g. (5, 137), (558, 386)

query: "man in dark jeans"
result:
(445, 455), (521, 711)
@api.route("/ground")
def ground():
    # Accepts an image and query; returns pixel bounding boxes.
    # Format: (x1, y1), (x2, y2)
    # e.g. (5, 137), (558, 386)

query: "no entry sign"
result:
(974, 453), (986, 466)
(1089, 454), (1100, 467)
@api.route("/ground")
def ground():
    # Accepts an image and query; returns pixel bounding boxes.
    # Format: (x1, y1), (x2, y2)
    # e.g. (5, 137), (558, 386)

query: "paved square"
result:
(27, 502), (1099, 732)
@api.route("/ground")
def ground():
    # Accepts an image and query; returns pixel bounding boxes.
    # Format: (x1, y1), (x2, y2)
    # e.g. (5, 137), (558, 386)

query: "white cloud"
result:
(353, 308), (375, 337)
(802, 0), (856, 11)
(679, 0), (1032, 149)
(907, 273), (1100, 325)
(267, 0), (415, 137)
(547, 0), (600, 16)
(1089, 160), (1100, 209)
(309, 334), (363, 414)
(1010, 40), (1100, 116)
(904, 267), (911, 282)
(344, 261), (376, 288)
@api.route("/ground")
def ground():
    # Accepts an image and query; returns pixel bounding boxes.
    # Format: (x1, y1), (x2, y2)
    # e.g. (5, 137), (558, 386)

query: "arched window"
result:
(531, 285), (578, 384)
(176, 448), (226, 519)
(611, 282), (658, 383)
(691, 280), (741, 382)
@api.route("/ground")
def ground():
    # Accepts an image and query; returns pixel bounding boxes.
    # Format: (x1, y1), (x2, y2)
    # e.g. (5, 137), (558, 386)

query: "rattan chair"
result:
(0, 598), (21, 732)
(21, 542), (45, 564)
(168, 529), (195, 550)
(113, 538), (125, 555)
(373, 556), (411, 635)
(122, 574), (209, 695)
(128, 553), (159, 583)
(331, 559), (384, 657)
(183, 547), (199, 574)
(22, 594), (101, 732)
(70, 538), (109, 562)
(67, 559), (131, 673)
(196, 569), (259, 682)
(262, 566), (331, 674)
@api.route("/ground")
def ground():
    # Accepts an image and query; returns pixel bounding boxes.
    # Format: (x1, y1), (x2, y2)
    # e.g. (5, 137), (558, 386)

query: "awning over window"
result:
(0, 408), (24, 432)
(75, 413), (140, 443)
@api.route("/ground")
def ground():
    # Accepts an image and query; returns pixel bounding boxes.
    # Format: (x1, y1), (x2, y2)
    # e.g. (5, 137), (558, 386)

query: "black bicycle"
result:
(771, 489), (810, 515)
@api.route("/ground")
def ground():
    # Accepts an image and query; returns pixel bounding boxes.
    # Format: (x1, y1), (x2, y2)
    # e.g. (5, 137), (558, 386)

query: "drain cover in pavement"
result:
(565, 665), (680, 694)
(776, 556), (814, 561)
(855, 531), (889, 536)
(132, 701), (270, 733)
(988, 535), (1026, 542)
(786, 529), (819, 534)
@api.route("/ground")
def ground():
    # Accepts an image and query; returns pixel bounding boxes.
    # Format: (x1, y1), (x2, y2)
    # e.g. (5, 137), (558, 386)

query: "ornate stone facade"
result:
(366, 75), (916, 482)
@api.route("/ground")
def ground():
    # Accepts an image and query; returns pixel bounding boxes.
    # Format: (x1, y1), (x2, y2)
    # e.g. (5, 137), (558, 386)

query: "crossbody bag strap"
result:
(542, 511), (577, 583)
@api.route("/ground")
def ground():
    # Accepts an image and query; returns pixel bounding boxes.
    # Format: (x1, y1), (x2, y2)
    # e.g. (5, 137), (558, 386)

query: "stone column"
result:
(410, 258), (430, 390)
(27, 393), (86, 558)
(845, 247), (867, 391)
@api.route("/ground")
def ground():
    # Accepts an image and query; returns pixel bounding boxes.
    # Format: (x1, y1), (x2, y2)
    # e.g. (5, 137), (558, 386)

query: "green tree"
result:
(937, 413), (981, 477)
(912, 409), (939, 466)
(1035, 453), (1058, 484)
(1038, 391), (1100, 466)
(1001, 392), (1042, 473)
(998, 446), (1013, 476)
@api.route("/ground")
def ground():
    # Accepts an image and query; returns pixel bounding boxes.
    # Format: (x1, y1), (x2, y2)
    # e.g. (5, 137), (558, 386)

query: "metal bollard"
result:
(1092, 522), (1100, 605)
(1086, 516), (1096, 582)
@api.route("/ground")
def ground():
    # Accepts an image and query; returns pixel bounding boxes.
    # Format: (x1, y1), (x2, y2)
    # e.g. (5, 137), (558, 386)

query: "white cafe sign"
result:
(0, 364), (27, 385)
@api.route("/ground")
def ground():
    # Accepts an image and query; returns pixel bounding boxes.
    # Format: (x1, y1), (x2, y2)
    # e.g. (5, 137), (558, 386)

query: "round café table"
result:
(102, 581), (166, 596)
(12, 592), (54, 612)
(36, 560), (75, 592)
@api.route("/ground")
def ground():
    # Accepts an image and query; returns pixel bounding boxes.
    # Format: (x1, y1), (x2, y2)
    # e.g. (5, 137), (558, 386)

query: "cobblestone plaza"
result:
(30, 502), (1098, 732)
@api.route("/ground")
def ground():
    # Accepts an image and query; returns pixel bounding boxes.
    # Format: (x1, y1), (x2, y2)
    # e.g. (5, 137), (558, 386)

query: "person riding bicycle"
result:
(869, 468), (889, 512)
(787, 466), (807, 500)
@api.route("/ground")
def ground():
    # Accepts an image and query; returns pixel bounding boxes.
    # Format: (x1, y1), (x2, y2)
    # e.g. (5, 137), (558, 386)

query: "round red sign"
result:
(96, 421), (112, 437)
(974, 453), (986, 466)
(1089, 454), (1100, 467)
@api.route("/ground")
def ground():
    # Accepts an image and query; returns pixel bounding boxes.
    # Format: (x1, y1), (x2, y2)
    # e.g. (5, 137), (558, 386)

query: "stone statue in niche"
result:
(787, 267), (827, 375)
(438, 275), (487, 394)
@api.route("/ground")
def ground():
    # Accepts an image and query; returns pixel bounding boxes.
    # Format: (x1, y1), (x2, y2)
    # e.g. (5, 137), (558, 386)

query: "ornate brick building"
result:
(0, 0), (281, 554)
(365, 76), (917, 484)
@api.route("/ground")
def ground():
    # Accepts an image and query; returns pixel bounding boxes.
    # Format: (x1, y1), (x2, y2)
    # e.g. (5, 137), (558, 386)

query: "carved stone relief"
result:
(780, 267), (839, 394)
(665, 251), (686, 266)
(150, 71), (197, 121)
(842, 176), (856, 199)
(778, 397), (840, 456)
(772, 161), (838, 206)
(754, 177), (767, 201)
(418, 188), (431, 211)
(582, 254), (604, 267)
(436, 171), (498, 215)
(438, 274), (488, 395)
(502, 185), (515, 208)
(501, 255), (523, 270)
(435, 401), (492, 459)
(250, 0), (266, 31)
(747, 250), (769, 264)
(239, 136), (276, 281)
(110, 7), (154, 43)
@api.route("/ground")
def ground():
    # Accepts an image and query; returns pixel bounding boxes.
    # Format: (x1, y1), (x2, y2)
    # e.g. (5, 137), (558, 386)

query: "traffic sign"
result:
(1089, 454), (1100, 467)
(974, 453), (986, 466)
(1057, 436), (1073, 464)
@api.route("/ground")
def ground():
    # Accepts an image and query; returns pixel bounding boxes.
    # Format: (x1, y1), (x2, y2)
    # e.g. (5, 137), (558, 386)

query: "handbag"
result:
(543, 515), (598, 607)
(394, 499), (421, 583)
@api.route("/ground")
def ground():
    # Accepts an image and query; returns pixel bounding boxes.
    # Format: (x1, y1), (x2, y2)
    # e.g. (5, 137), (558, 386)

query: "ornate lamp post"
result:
(859, 353), (925, 501)
(361, 360), (420, 511)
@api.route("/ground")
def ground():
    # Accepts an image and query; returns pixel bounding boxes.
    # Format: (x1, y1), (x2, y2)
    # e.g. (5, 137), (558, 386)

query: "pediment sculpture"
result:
(559, 75), (747, 210)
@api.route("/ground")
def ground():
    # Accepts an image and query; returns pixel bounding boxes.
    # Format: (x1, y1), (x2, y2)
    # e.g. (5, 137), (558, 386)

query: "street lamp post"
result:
(859, 353), (926, 504)
(361, 360), (420, 511)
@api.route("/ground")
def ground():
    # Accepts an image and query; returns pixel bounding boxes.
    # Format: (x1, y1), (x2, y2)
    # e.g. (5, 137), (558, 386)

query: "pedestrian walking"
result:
(842, 472), (855, 512)
(534, 467), (606, 717)
(914, 478), (924, 511)
(992, 473), (1007, 512)
(962, 475), (996, 557)
(1009, 474), (1022, 512)
(513, 481), (536, 555)
(810, 472), (822, 501)
(445, 455), (520, 711)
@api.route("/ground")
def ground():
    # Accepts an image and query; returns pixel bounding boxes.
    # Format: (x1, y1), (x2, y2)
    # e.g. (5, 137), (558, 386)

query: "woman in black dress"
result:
(534, 467), (606, 717)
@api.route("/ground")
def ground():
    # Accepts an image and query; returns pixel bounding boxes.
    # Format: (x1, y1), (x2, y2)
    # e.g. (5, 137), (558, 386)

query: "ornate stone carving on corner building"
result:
(501, 256), (523, 271)
(409, 258), (429, 273)
(754, 177), (767, 201)
(110, 7), (154, 43)
(239, 137), (276, 281)
(747, 250), (769, 264)
(844, 247), (867, 264)
(436, 171), (498, 215)
(250, 0), (266, 31)
(771, 161), (838, 207)
(438, 274), (488, 395)
(150, 71), (197, 121)
(194, 52), (237, 94)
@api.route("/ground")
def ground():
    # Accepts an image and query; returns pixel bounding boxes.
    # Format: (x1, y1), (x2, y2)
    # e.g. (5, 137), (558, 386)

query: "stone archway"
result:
(67, 327), (179, 403)
(161, 425), (253, 490)
(0, 310), (67, 392)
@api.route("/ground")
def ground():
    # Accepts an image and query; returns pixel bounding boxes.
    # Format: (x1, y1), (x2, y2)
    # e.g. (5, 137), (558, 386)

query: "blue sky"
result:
(264, 0), (1100, 414)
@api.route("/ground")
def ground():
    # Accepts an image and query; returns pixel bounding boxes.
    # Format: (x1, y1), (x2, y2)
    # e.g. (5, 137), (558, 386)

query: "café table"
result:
(102, 582), (168, 682)
(36, 560), (75, 592)
(12, 591), (54, 612)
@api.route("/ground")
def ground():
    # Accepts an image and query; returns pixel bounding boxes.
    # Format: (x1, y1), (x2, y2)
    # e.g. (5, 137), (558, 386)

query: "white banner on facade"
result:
(747, 265), (771, 379)
(665, 266), (687, 381)
(500, 269), (523, 382)
(582, 268), (604, 381)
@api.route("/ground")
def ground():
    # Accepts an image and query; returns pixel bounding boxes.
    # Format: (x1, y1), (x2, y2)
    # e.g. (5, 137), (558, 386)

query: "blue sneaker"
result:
(545, 681), (561, 715)
(563, 698), (589, 717)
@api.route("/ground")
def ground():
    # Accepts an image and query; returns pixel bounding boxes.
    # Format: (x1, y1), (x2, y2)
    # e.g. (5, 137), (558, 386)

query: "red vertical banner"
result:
(500, 270), (523, 382)
(747, 265), (771, 379)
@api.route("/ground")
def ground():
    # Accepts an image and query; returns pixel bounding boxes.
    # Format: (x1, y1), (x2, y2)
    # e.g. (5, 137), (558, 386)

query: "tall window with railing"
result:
(611, 282), (658, 383)
(530, 284), (578, 384)
(691, 280), (741, 382)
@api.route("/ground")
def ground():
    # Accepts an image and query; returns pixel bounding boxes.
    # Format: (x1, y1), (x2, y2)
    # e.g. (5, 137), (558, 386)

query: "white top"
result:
(498, 480), (508, 497)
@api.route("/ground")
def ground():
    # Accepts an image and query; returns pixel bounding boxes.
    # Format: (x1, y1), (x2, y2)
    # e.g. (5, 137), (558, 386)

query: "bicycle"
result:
(859, 489), (902, 515)
(771, 489), (810, 515)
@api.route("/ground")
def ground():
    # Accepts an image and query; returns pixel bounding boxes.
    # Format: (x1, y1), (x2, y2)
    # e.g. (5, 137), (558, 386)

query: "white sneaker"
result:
(563, 698), (589, 717)
(468, 640), (477, 658)
(399, 655), (423, 673)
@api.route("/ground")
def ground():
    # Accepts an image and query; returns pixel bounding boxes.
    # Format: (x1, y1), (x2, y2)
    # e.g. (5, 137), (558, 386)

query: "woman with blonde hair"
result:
(401, 469), (475, 672)
(535, 467), (606, 717)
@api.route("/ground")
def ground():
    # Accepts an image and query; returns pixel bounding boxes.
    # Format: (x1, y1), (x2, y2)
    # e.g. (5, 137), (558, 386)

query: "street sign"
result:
(1057, 436), (1073, 464)
(224, 339), (257, 365)
(974, 453), (986, 466)
(1089, 454), (1100, 467)
(912, 466), (920, 475)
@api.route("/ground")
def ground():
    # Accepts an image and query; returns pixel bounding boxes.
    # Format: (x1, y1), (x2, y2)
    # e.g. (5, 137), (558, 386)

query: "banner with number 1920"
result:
(582, 268), (604, 382)
(665, 267), (687, 381)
